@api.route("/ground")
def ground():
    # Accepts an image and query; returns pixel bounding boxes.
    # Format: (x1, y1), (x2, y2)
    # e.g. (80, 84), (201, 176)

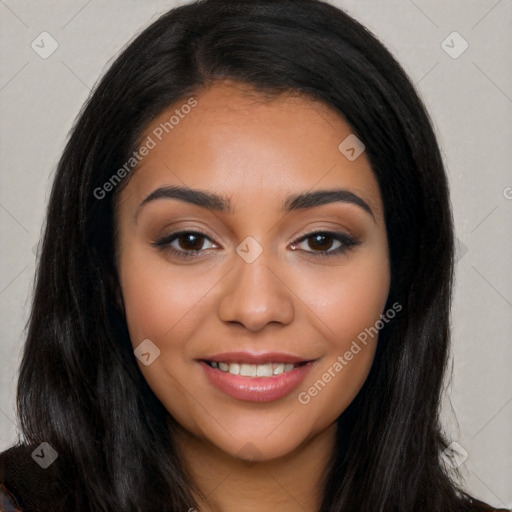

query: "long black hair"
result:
(14, 0), (494, 510)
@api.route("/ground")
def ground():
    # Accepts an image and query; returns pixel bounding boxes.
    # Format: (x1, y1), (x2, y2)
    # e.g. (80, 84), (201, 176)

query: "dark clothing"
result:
(0, 444), (72, 511)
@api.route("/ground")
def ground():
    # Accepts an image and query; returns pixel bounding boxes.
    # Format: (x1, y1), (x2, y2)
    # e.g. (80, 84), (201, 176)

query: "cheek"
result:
(119, 245), (218, 346)
(118, 247), (215, 430)
(295, 248), (390, 348)
(292, 249), (390, 420)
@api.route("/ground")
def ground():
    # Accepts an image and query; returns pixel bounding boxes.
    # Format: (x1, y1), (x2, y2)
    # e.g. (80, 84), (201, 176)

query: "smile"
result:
(199, 359), (315, 402)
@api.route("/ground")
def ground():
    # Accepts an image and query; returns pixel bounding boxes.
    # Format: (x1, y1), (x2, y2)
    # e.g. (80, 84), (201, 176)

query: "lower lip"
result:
(199, 361), (315, 403)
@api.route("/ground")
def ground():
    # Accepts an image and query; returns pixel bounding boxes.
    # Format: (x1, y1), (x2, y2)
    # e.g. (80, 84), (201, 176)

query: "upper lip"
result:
(199, 352), (315, 365)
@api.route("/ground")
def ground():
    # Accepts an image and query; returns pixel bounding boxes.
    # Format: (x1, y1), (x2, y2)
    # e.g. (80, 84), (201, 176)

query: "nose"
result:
(218, 250), (295, 332)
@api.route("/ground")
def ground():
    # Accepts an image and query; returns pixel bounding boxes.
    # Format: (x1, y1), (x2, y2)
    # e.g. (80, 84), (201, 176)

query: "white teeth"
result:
(256, 363), (273, 377)
(209, 361), (300, 376)
(240, 364), (257, 377)
(273, 363), (285, 375)
(228, 362), (240, 375)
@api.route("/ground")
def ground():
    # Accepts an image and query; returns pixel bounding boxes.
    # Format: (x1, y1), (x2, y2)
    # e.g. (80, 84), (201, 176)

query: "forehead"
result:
(119, 80), (383, 219)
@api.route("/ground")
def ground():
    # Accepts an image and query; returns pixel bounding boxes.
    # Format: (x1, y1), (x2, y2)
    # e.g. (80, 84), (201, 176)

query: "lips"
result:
(198, 351), (317, 402)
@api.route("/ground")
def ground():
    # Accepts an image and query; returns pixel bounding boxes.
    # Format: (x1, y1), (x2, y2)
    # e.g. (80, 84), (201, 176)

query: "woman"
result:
(0, 0), (507, 510)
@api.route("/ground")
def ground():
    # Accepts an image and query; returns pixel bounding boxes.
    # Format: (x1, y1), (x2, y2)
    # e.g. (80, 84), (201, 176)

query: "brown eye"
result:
(291, 231), (359, 257)
(306, 233), (338, 252)
(175, 233), (207, 251)
(152, 230), (217, 258)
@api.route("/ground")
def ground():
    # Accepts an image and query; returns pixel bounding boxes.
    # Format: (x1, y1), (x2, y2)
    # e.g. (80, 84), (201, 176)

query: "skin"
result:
(116, 80), (390, 512)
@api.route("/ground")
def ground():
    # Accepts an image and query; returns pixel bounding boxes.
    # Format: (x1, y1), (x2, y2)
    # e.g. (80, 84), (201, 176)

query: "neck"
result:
(172, 421), (337, 512)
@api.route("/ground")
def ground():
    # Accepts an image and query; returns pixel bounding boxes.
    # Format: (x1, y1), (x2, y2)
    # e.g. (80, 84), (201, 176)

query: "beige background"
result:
(1, 0), (511, 507)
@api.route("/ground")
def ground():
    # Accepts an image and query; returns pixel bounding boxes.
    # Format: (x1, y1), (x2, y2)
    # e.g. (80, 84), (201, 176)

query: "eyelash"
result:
(152, 230), (360, 259)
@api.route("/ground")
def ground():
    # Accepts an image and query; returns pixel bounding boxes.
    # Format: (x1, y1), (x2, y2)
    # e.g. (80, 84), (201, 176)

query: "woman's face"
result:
(117, 80), (390, 461)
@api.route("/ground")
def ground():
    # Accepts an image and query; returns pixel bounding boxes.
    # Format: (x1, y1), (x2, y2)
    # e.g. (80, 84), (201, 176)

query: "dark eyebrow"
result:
(284, 189), (375, 220)
(137, 185), (233, 216)
(136, 185), (375, 221)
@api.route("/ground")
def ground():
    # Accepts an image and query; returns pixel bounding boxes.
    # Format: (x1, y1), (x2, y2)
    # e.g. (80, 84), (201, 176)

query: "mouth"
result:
(198, 353), (317, 402)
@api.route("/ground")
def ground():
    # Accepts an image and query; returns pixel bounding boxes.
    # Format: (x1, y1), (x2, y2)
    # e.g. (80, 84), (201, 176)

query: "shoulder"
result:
(0, 443), (72, 511)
